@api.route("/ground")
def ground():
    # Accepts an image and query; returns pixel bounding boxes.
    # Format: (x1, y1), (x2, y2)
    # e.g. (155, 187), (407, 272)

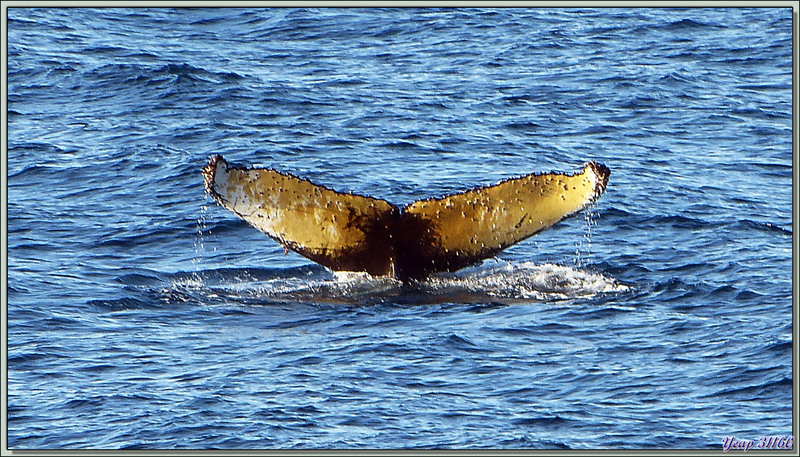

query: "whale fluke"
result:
(203, 154), (609, 281)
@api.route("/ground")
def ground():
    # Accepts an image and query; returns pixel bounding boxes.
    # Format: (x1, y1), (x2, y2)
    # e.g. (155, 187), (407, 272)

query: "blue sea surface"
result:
(6, 7), (794, 450)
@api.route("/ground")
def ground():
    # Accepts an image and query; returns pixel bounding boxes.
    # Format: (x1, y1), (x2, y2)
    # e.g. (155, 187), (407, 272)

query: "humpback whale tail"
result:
(203, 154), (609, 281)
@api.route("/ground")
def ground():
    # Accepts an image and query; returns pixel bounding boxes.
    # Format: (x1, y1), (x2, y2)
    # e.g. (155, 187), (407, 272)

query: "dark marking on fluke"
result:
(203, 154), (610, 282)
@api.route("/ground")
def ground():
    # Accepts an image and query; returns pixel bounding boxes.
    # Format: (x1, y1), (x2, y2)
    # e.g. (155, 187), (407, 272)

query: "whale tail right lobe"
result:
(394, 161), (610, 279)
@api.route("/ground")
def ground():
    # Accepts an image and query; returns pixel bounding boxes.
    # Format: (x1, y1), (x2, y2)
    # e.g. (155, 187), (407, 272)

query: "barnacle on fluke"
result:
(203, 154), (609, 282)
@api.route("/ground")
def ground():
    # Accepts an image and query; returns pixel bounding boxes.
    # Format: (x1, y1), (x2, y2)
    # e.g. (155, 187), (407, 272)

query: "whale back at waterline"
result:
(203, 154), (609, 280)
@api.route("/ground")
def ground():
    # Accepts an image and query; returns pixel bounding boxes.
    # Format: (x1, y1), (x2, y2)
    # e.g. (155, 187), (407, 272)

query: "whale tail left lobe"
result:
(203, 154), (400, 277)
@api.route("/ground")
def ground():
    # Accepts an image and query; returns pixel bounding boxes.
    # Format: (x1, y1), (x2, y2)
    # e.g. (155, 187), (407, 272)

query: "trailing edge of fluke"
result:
(203, 154), (610, 281)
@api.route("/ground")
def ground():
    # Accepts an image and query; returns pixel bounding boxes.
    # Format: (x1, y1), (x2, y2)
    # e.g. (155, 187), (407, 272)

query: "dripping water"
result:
(191, 194), (211, 285)
(574, 206), (598, 268)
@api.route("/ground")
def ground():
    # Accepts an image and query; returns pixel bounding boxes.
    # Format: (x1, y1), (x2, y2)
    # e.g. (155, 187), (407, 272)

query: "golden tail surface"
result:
(203, 154), (609, 281)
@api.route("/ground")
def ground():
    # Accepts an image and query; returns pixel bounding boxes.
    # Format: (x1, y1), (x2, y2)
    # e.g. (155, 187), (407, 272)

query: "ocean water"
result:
(6, 7), (794, 450)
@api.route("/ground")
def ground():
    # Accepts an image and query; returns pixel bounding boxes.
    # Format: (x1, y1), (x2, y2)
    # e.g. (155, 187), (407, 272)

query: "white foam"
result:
(423, 261), (629, 300)
(169, 261), (628, 304)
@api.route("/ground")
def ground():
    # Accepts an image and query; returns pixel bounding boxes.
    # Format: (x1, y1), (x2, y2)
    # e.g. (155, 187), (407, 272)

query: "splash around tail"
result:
(169, 260), (628, 307)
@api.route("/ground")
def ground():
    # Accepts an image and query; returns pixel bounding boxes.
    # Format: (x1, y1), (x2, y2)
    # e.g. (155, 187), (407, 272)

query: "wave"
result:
(50, 62), (250, 105)
(657, 18), (726, 31)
